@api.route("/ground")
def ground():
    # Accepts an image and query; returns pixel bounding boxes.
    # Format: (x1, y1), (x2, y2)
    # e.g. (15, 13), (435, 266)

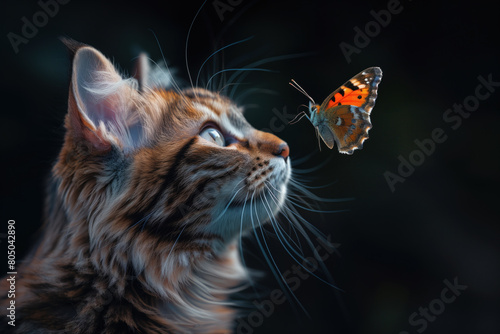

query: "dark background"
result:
(1, 0), (499, 333)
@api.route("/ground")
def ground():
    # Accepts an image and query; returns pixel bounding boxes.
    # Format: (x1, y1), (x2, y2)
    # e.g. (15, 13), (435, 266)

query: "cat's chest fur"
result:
(2, 243), (245, 333)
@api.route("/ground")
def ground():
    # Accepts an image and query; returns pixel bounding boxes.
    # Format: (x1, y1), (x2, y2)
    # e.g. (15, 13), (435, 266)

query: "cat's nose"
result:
(274, 142), (290, 162)
(253, 131), (290, 162)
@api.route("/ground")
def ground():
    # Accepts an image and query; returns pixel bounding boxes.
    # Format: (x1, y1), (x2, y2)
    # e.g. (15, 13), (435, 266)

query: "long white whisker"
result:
(205, 68), (276, 90)
(264, 185), (339, 289)
(196, 36), (254, 88)
(148, 31), (184, 94)
(290, 154), (334, 174)
(266, 181), (345, 214)
(228, 52), (314, 99)
(261, 185), (303, 253)
(211, 179), (246, 224)
(258, 190), (309, 316)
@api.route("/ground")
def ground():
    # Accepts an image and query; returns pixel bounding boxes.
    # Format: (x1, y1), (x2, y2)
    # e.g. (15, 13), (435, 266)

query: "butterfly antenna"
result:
(289, 79), (316, 104)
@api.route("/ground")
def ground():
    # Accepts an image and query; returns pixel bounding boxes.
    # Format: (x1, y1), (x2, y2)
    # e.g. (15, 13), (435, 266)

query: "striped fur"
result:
(0, 42), (290, 333)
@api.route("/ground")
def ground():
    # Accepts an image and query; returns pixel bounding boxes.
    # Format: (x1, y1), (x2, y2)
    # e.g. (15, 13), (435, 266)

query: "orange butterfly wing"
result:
(320, 67), (382, 114)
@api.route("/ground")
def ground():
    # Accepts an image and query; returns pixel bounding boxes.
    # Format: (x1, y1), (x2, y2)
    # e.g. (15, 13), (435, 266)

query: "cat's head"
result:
(54, 41), (290, 281)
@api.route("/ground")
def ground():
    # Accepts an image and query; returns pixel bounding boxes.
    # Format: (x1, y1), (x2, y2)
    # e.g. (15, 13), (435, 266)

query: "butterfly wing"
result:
(319, 67), (382, 114)
(321, 105), (372, 155)
(316, 123), (335, 149)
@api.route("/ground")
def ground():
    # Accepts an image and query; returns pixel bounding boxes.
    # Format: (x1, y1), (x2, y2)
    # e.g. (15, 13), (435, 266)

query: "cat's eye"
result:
(200, 127), (225, 146)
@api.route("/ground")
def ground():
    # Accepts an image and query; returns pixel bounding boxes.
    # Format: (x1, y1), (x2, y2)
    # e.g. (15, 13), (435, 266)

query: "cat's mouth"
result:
(228, 158), (290, 209)
(206, 157), (290, 240)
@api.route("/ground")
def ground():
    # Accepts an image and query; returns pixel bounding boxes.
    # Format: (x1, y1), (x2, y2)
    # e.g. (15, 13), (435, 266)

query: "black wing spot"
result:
(357, 95), (362, 99)
(345, 81), (359, 91)
(339, 88), (345, 97)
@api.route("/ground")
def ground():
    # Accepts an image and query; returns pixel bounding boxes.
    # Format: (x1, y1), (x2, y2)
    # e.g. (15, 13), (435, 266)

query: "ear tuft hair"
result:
(66, 42), (143, 153)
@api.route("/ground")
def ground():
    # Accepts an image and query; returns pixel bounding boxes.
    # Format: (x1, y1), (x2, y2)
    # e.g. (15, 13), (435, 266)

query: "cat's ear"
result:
(66, 43), (141, 152)
(132, 53), (175, 92)
(133, 53), (150, 93)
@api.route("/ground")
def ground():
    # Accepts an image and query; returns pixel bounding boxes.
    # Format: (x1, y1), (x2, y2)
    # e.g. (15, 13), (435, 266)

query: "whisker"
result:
(269, 188), (342, 294)
(205, 68), (277, 91)
(281, 203), (332, 246)
(235, 88), (278, 104)
(148, 31), (184, 94)
(268, 178), (349, 318)
(243, 189), (264, 296)
(147, 33), (195, 108)
(255, 192), (309, 316)
(284, 209), (342, 290)
(264, 185), (339, 289)
(289, 149), (320, 166)
(288, 178), (339, 190)
(291, 154), (334, 174)
(261, 186), (303, 254)
(211, 179), (246, 224)
(267, 179), (334, 246)
(217, 82), (245, 96)
(266, 179), (321, 214)
(266, 181), (346, 214)
(288, 179), (352, 203)
(196, 36), (254, 88)
(228, 52), (314, 99)
(185, 0), (209, 90)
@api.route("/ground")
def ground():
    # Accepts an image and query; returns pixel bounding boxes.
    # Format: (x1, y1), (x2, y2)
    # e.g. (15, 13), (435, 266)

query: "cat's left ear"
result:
(66, 42), (142, 153)
(133, 53), (150, 93)
(132, 53), (175, 92)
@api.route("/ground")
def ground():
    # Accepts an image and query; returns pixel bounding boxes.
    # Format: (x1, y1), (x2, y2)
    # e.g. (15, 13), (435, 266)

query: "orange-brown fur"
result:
(0, 40), (290, 333)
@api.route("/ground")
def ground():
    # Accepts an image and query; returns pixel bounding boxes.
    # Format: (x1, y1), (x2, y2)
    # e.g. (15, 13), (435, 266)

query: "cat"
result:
(0, 39), (291, 333)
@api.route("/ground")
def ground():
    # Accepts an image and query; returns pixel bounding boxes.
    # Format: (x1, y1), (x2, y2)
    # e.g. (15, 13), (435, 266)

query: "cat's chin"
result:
(205, 159), (291, 242)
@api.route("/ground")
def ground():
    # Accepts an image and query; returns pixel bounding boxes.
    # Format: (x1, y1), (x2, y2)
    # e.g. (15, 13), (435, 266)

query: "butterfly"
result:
(289, 67), (382, 155)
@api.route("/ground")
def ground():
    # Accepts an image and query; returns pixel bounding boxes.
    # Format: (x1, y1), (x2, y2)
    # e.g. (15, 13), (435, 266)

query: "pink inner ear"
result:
(67, 89), (112, 152)
(83, 93), (120, 128)
(71, 47), (140, 150)
(101, 99), (119, 125)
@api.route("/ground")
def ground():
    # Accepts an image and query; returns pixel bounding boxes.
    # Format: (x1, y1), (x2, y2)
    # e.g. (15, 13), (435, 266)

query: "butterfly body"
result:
(291, 67), (382, 154)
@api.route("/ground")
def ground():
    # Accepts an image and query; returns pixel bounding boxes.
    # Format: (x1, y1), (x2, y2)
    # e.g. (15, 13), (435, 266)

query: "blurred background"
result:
(1, 0), (499, 333)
